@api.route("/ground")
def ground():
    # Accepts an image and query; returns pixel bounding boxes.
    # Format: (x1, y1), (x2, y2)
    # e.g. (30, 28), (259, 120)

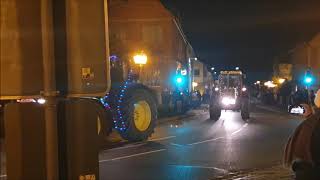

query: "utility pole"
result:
(41, 0), (59, 179)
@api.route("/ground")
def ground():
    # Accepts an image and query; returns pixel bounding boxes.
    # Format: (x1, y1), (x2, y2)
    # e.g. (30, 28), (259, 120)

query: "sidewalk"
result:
(255, 104), (288, 114)
(251, 97), (288, 113)
(213, 164), (293, 180)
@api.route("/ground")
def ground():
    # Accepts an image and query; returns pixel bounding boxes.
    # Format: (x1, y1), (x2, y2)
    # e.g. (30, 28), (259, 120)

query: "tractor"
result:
(209, 70), (250, 120)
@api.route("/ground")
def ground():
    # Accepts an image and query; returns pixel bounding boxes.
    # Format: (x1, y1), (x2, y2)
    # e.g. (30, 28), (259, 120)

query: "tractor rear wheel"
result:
(241, 98), (250, 120)
(209, 105), (221, 121)
(116, 88), (157, 142)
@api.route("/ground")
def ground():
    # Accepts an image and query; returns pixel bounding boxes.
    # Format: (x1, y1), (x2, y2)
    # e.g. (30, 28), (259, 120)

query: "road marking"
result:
(102, 136), (175, 152)
(99, 149), (166, 162)
(149, 136), (176, 142)
(231, 123), (248, 136)
(187, 137), (225, 146)
(187, 123), (249, 146)
(170, 143), (185, 147)
(102, 142), (147, 152)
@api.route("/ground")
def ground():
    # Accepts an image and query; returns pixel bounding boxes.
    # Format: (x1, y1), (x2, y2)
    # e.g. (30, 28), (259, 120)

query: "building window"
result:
(109, 0), (128, 6)
(142, 25), (162, 45)
(110, 28), (126, 42)
(194, 69), (200, 76)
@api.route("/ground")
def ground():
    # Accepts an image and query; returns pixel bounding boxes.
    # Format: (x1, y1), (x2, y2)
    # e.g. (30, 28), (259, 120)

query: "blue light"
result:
(305, 77), (312, 84)
(176, 77), (183, 84)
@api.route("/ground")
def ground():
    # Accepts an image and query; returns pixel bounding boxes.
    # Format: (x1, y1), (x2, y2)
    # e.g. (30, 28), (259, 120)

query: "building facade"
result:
(108, 0), (195, 104)
(192, 60), (213, 95)
(289, 33), (320, 89)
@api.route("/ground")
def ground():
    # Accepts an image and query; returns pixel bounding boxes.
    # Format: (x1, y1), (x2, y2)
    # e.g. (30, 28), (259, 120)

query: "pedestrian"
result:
(293, 86), (309, 105)
(310, 90), (316, 106)
(284, 89), (320, 180)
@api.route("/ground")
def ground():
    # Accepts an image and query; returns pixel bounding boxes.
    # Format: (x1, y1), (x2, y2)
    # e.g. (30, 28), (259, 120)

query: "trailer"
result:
(0, 0), (194, 142)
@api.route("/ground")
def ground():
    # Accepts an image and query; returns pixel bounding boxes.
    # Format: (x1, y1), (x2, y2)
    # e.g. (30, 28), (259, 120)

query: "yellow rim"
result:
(134, 101), (152, 131)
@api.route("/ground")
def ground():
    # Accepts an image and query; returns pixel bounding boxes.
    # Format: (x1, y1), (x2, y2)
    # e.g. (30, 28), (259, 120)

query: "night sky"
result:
(162, 0), (320, 80)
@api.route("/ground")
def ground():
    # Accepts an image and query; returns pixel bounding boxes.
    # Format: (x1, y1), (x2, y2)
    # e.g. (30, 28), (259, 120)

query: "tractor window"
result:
(219, 74), (242, 88)
(229, 75), (242, 88)
(219, 75), (228, 88)
(194, 69), (200, 76)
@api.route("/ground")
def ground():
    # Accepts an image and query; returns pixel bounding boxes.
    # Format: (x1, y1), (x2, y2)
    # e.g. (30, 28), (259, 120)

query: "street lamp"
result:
(211, 67), (215, 71)
(235, 67), (240, 70)
(133, 52), (148, 66)
(188, 57), (198, 91)
(278, 78), (286, 84)
(192, 82), (198, 87)
(264, 81), (277, 88)
(133, 52), (148, 82)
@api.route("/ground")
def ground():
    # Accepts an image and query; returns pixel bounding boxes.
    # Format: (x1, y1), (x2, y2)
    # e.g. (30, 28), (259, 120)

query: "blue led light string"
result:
(113, 71), (134, 131)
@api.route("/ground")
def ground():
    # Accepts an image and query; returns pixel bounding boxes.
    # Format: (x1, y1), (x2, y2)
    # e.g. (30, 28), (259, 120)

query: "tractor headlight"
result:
(222, 97), (236, 105)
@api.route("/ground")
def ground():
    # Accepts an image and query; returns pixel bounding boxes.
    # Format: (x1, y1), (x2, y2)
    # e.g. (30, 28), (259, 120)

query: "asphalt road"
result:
(98, 106), (302, 180)
(0, 105), (302, 180)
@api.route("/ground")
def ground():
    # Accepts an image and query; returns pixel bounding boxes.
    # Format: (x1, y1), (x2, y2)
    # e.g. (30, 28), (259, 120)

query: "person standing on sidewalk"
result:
(284, 89), (320, 180)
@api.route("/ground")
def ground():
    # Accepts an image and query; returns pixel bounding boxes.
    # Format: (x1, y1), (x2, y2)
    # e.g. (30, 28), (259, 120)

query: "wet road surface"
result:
(0, 106), (301, 180)
(98, 106), (301, 180)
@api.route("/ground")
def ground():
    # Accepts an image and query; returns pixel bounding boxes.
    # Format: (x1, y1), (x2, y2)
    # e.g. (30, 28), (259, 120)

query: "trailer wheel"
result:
(209, 105), (221, 121)
(88, 99), (112, 147)
(117, 88), (157, 142)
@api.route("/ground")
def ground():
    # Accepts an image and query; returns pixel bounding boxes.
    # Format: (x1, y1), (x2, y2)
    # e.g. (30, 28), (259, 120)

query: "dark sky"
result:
(162, 0), (320, 80)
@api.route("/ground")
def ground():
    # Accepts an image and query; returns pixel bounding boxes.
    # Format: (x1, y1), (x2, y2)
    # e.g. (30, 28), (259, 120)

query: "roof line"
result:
(172, 18), (195, 56)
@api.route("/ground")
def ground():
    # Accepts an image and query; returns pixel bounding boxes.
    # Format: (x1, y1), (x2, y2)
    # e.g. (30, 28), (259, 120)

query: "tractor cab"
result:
(217, 71), (247, 104)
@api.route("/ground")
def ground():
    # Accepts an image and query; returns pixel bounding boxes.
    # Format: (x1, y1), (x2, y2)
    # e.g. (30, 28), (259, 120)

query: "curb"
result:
(255, 104), (287, 114)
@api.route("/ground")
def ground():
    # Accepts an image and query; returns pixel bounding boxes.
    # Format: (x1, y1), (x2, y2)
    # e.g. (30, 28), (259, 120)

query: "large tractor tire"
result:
(241, 98), (250, 120)
(76, 99), (112, 148)
(97, 106), (113, 147)
(116, 88), (157, 142)
(209, 105), (221, 121)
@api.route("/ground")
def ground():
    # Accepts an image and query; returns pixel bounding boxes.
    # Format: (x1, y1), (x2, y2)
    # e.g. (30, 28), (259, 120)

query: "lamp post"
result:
(188, 57), (198, 92)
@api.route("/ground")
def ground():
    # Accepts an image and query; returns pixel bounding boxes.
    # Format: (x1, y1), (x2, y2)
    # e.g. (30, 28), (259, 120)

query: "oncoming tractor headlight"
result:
(222, 97), (236, 105)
